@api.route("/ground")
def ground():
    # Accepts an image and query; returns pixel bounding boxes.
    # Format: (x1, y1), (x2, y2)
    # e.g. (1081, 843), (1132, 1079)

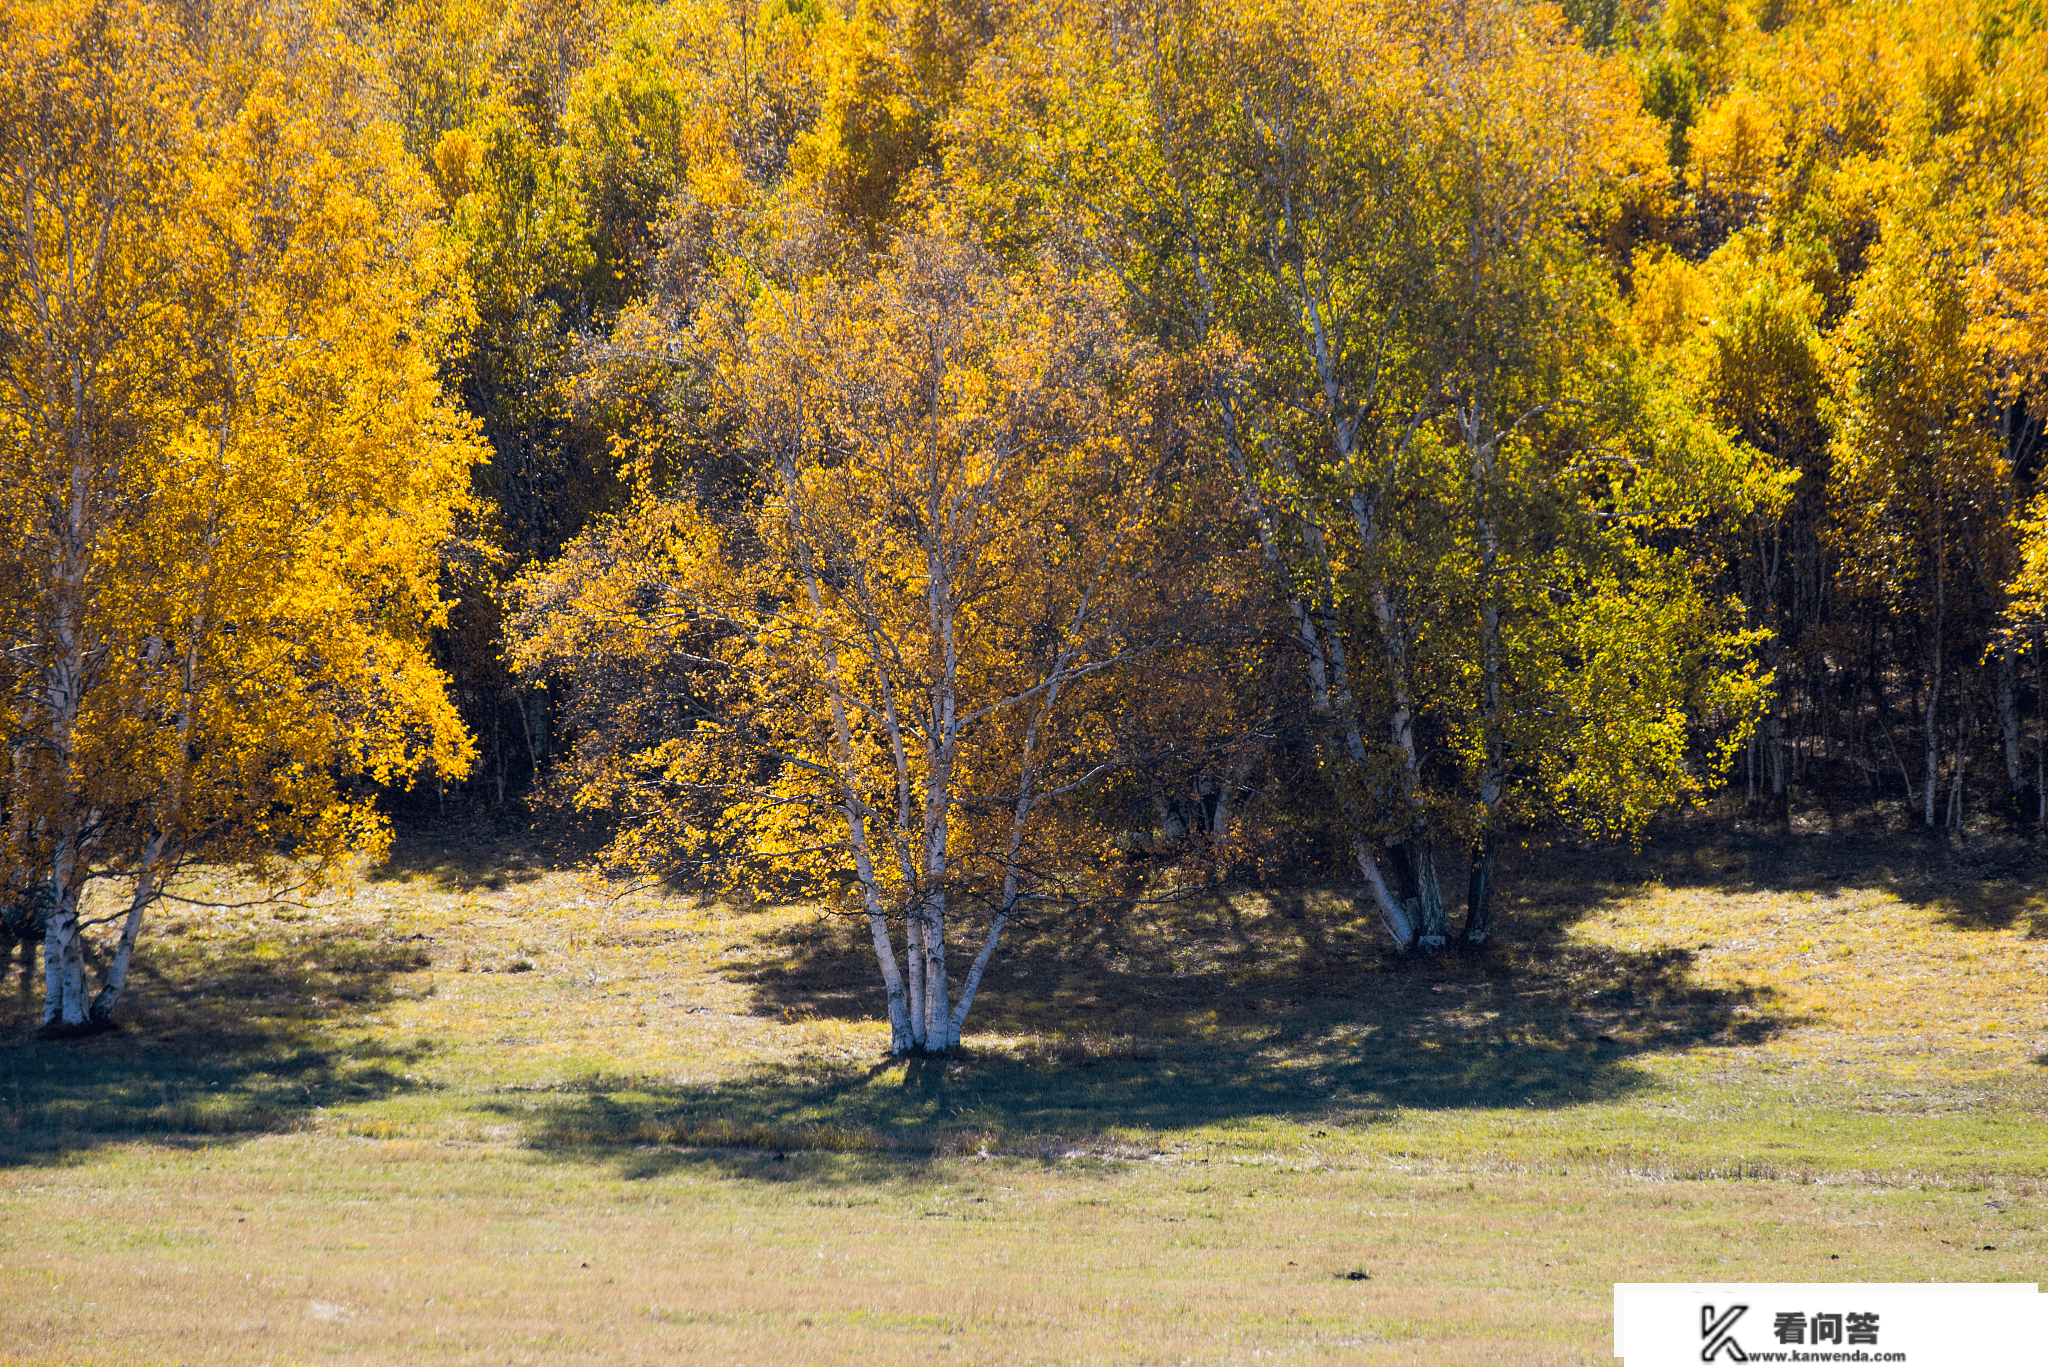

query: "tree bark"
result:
(1462, 407), (1504, 948)
(1462, 831), (1496, 947)
(89, 833), (164, 1023)
(1998, 639), (2025, 811)
(949, 902), (1005, 1051)
(1924, 656), (1940, 829)
(1218, 406), (1416, 950)
(40, 846), (86, 1030)
(790, 507), (912, 1051)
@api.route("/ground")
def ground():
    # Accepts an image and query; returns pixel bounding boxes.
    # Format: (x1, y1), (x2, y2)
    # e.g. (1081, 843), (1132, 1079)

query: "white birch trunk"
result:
(1948, 733), (1967, 828)
(916, 492), (964, 1051)
(1290, 202), (1448, 949)
(38, 358), (95, 1027)
(1218, 411), (1415, 952)
(1461, 409), (1503, 948)
(1350, 492), (1445, 947)
(1927, 515), (1945, 828)
(89, 832), (164, 1024)
(921, 893), (949, 1050)
(1353, 839), (1414, 948)
(38, 882), (66, 1029)
(948, 905), (1006, 1050)
(791, 526), (913, 1051)
(1767, 701), (1787, 800)
(858, 863), (911, 1052)
(904, 907), (927, 1049)
(42, 868), (87, 1029)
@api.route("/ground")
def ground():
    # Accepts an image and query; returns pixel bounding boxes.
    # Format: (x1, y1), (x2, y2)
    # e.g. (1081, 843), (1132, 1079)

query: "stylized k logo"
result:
(1701, 1305), (1749, 1362)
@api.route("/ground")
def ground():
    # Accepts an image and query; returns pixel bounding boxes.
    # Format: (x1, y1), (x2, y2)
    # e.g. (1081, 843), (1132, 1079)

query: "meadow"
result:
(2, 815), (2045, 1366)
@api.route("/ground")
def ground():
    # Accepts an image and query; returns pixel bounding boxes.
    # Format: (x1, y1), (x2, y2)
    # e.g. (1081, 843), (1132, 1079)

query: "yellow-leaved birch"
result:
(0, 0), (481, 1030)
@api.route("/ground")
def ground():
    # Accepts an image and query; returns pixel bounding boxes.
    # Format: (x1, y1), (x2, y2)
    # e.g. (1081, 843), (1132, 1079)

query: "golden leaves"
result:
(0, 0), (484, 895)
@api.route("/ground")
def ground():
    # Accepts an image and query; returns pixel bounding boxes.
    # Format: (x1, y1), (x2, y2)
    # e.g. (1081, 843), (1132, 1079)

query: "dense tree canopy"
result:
(5, 0), (2046, 1046)
(0, 0), (480, 1028)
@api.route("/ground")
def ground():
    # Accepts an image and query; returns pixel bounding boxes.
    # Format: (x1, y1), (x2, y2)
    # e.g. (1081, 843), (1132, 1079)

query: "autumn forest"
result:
(4, 0), (2046, 1049)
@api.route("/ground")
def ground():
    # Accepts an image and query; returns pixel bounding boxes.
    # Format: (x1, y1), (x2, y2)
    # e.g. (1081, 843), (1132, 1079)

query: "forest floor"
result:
(2, 811), (2047, 1365)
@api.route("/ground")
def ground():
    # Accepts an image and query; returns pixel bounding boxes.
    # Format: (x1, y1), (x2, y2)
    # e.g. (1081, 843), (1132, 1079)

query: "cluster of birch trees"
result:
(6, 0), (2048, 1049)
(1, 0), (479, 1029)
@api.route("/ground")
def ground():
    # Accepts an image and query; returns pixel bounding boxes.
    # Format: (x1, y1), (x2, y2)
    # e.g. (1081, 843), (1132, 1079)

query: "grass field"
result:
(3, 815), (2046, 1365)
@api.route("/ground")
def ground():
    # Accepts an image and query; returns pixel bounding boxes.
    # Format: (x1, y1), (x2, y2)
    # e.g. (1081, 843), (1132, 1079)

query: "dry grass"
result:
(1575, 878), (2048, 1070)
(1, 818), (2045, 1365)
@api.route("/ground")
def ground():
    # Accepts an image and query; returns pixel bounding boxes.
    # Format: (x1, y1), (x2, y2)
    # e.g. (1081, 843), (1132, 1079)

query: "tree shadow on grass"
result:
(498, 874), (1797, 1181)
(0, 912), (436, 1167)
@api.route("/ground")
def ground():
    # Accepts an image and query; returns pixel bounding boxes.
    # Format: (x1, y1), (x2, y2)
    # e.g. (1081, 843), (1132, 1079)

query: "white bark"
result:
(42, 870), (86, 1029)
(89, 832), (164, 1023)
(1285, 179), (1449, 948)
(1354, 839), (1414, 948)
(1218, 410), (1415, 951)
(1927, 465), (1947, 828)
(904, 905), (927, 1048)
(948, 901), (1005, 1051)
(789, 495), (913, 1051)
(1461, 406), (1504, 947)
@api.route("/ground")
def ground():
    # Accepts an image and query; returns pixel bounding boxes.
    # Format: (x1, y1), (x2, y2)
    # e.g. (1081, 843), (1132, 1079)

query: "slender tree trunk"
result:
(1463, 831), (1496, 946)
(40, 586), (89, 1029)
(490, 703), (505, 806)
(949, 904), (1005, 1051)
(516, 690), (540, 782)
(1256, 213), (1446, 946)
(89, 833), (165, 1023)
(915, 523), (963, 1053)
(1881, 692), (1917, 811)
(1998, 640), (2025, 811)
(40, 838), (87, 1030)
(1218, 407), (1414, 948)
(1948, 711), (1968, 829)
(1768, 702), (1787, 801)
(1462, 413), (1503, 948)
(789, 502), (911, 1050)
(904, 907), (926, 1049)
(1208, 715), (1268, 879)
(1925, 654), (1940, 830)
(1927, 466), (1946, 829)
(1349, 496), (1444, 947)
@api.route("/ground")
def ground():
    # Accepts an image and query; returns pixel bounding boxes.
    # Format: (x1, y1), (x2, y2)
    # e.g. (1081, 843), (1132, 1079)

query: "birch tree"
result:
(510, 231), (1201, 1052)
(952, 0), (1768, 951)
(0, 0), (480, 1030)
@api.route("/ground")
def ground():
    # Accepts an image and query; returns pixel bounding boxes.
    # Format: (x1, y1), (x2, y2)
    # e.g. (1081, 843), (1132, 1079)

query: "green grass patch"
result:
(2, 822), (2045, 1364)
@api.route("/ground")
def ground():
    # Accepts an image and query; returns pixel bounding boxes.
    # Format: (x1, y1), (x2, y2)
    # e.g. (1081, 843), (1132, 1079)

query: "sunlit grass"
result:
(1, 822), (2044, 1365)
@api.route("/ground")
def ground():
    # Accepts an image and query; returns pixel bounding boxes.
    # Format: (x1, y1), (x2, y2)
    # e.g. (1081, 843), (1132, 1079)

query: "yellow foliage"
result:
(0, 0), (483, 1026)
(1631, 250), (1715, 352)
(1689, 90), (1784, 208)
